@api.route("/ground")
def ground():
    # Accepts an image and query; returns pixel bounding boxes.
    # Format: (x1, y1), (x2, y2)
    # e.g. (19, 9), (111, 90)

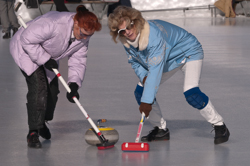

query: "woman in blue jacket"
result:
(108, 6), (230, 144)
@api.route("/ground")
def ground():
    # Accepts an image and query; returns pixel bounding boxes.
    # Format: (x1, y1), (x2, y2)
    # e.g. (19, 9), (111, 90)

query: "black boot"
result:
(213, 123), (230, 144)
(27, 131), (42, 148)
(12, 28), (18, 37)
(141, 126), (170, 142)
(39, 122), (51, 140)
(3, 32), (11, 39)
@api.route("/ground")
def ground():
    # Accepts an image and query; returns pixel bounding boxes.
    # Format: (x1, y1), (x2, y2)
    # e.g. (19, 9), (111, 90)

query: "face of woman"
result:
(73, 21), (95, 40)
(118, 20), (137, 42)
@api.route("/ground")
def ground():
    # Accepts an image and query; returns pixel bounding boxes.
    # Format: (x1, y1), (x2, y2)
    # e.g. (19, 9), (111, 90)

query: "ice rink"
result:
(1, 5), (250, 166)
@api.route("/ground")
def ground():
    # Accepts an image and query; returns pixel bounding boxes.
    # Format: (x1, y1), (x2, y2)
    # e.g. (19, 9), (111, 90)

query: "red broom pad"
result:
(122, 142), (149, 152)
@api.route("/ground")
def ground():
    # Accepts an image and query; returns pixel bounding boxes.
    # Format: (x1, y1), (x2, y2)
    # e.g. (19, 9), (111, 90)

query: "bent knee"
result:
(184, 87), (209, 109)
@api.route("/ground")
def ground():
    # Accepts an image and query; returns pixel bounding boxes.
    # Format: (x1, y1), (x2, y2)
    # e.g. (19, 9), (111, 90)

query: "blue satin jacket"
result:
(124, 20), (204, 104)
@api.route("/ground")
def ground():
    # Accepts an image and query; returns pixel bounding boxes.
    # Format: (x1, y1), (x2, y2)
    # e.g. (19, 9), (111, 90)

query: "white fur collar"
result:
(127, 32), (140, 48)
(119, 21), (150, 51)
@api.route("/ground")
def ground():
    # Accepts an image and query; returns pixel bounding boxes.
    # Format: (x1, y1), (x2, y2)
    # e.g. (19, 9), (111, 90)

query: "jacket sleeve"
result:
(125, 48), (148, 83)
(67, 41), (89, 88)
(141, 38), (170, 104)
(20, 18), (55, 66)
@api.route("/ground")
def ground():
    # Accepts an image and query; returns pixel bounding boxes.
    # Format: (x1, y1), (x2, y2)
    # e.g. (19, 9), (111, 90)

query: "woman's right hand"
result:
(44, 59), (58, 71)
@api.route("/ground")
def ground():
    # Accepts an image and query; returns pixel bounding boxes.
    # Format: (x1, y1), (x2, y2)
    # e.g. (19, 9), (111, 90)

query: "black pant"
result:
(21, 66), (60, 130)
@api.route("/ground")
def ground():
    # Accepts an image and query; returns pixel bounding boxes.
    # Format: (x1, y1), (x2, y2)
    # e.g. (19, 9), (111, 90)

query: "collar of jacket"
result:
(119, 21), (150, 51)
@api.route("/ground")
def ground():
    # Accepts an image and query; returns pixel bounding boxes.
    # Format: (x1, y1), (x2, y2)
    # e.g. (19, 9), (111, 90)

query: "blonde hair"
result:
(108, 6), (145, 43)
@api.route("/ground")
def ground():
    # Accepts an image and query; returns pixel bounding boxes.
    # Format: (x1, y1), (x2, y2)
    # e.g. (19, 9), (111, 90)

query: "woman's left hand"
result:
(139, 102), (152, 117)
(66, 83), (80, 103)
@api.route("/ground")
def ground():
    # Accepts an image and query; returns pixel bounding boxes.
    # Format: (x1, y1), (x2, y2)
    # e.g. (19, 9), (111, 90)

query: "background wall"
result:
(12, 0), (250, 23)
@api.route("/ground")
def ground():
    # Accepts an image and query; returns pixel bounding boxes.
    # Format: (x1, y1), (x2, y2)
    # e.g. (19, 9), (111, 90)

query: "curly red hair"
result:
(74, 5), (102, 32)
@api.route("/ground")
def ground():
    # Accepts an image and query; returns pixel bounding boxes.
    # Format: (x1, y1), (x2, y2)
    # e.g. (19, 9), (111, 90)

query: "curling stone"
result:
(85, 119), (119, 146)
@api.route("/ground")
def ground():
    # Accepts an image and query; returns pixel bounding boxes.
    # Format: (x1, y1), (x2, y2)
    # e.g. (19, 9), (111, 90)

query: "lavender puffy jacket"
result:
(10, 11), (90, 87)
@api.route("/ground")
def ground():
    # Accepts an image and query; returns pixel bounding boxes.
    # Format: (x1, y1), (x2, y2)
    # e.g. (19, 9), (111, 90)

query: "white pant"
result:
(146, 59), (223, 129)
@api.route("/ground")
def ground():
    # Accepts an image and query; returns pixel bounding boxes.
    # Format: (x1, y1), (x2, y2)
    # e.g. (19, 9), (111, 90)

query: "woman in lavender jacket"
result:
(9, 5), (101, 148)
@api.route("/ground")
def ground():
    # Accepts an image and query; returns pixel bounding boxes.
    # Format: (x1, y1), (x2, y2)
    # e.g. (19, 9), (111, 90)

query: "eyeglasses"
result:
(117, 21), (134, 35)
(79, 27), (93, 37)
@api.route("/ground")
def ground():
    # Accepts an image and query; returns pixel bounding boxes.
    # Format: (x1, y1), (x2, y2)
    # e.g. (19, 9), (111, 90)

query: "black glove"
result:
(66, 83), (80, 103)
(44, 59), (58, 71)
(139, 102), (152, 117)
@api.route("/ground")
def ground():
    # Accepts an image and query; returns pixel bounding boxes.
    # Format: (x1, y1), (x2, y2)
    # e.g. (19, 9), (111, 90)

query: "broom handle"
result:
(17, 15), (27, 28)
(135, 112), (146, 143)
(52, 69), (102, 135)
(17, 15), (104, 140)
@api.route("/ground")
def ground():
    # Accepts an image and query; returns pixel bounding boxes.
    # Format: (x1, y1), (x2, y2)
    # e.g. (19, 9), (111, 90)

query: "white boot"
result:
(199, 100), (224, 125)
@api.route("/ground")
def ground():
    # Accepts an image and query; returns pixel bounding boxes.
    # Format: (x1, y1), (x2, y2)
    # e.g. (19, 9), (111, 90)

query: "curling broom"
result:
(121, 112), (149, 152)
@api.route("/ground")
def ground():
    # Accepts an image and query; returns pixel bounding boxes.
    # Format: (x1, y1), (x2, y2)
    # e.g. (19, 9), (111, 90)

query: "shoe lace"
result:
(210, 124), (215, 133)
(211, 124), (226, 137)
(147, 127), (159, 141)
(148, 127), (159, 134)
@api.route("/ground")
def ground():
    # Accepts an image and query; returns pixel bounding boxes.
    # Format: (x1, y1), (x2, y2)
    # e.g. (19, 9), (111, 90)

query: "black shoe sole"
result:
(214, 137), (229, 144)
(141, 136), (170, 142)
(28, 142), (42, 148)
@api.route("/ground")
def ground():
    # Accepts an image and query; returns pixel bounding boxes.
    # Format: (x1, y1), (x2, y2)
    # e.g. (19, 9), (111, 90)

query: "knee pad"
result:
(134, 83), (144, 105)
(184, 87), (209, 109)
